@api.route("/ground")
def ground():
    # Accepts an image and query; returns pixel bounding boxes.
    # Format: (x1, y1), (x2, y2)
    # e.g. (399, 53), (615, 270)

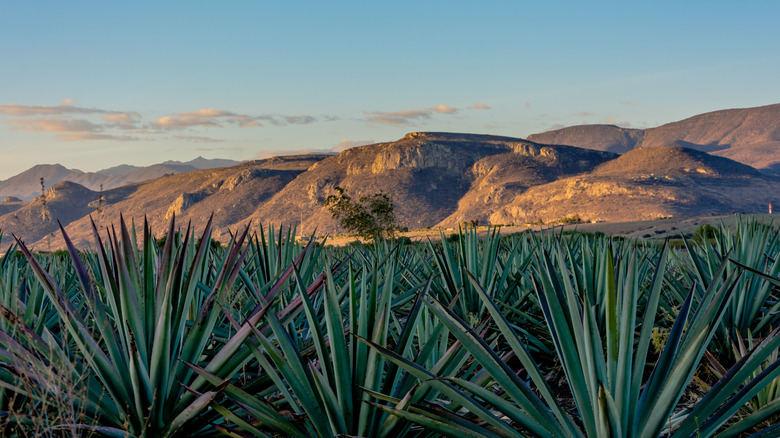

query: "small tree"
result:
(324, 186), (398, 241)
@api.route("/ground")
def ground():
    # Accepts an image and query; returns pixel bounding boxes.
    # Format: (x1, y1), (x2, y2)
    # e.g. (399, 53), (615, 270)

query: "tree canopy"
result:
(324, 186), (397, 241)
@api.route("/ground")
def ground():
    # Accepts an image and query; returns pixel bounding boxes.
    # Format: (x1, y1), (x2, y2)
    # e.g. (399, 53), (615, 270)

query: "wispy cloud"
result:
(365, 109), (431, 125)
(0, 100), (145, 142)
(102, 112), (142, 129)
(154, 108), (320, 129)
(173, 134), (224, 143)
(0, 99), (119, 117)
(469, 103), (490, 110)
(572, 111), (595, 117)
(57, 133), (140, 142)
(154, 108), (261, 129)
(283, 115), (316, 124)
(5, 117), (104, 133)
(431, 103), (458, 114)
(365, 103), (460, 125)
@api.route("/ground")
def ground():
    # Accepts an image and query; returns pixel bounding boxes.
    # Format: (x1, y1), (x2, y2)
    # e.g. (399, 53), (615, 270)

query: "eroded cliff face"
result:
(166, 192), (205, 219)
(341, 141), (491, 176)
(508, 142), (559, 159)
(369, 143), (467, 173)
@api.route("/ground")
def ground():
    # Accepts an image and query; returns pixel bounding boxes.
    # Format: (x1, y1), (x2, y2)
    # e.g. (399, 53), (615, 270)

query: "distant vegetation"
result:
(0, 218), (778, 436)
(324, 186), (398, 241)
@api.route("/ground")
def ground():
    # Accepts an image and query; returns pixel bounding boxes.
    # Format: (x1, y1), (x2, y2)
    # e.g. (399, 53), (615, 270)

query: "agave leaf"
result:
(356, 334), (540, 438)
(714, 397), (780, 438)
(186, 362), (304, 437)
(13, 235), (131, 422)
(465, 270), (579, 435)
(367, 401), (506, 438)
(161, 380), (228, 438)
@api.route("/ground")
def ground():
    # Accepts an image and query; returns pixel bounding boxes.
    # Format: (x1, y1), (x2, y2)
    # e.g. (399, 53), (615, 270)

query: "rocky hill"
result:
(0, 155), (327, 249)
(0, 112), (779, 249)
(2, 181), (100, 250)
(244, 132), (617, 232)
(488, 146), (777, 225)
(0, 157), (242, 201)
(527, 103), (780, 174)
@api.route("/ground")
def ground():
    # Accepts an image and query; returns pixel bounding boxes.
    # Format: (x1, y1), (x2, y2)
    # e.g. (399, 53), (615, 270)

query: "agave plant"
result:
(0, 215), (254, 436)
(362, 239), (780, 437)
(703, 333), (780, 435)
(673, 219), (780, 345)
(426, 225), (531, 326)
(194, 242), (481, 437)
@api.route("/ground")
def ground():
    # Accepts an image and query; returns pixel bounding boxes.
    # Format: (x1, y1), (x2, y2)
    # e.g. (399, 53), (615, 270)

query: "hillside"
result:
(0, 126), (778, 249)
(1, 181), (100, 250)
(488, 146), (778, 225)
(527, 103), (780, 174)
(0, 157), (242, 201)
(244, 132), (617, 232)
(5, 155), (328, 249)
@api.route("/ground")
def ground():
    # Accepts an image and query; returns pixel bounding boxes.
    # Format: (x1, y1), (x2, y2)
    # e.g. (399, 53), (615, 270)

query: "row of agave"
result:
(0, 216), (777, 437)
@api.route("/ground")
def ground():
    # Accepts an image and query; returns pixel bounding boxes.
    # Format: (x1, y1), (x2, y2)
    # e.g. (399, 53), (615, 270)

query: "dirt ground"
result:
(322, 213), (777, 246)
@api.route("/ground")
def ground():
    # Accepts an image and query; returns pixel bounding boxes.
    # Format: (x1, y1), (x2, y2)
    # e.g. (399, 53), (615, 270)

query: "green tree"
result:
(324, 186), (397, 241)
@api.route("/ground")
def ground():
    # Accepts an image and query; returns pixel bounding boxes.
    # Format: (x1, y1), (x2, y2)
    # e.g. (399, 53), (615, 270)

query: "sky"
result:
(1, 1), (779, 180)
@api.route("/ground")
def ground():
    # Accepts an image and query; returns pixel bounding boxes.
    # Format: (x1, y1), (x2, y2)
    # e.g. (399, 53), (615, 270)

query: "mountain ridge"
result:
(0, 157), (243, 201)
(527, 103), (780, 174)
(1, 103), (779, 249)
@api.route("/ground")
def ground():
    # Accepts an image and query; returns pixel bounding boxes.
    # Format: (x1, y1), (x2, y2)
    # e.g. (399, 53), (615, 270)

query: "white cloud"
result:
(365, 103), (460, 125)
(5, 117), (103, 133)
(102, 112), (142, 129)
(154, 109), (241, 129)
(431, 103), (458, 114)
(0, 101), (147, 141)
(154, 109), (321, 129)
(0, 101), (115, 117)
(365, 109), (431, 125)
(469, 103), (490, 110)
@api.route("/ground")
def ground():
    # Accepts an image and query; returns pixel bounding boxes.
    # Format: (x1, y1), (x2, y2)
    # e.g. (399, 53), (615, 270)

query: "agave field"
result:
(0, 216), (778, 437)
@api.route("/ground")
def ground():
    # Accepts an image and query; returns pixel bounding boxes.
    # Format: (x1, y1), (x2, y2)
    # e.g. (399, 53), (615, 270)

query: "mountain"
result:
(0, 164), (107, 201)
(97, 164), (144, 176)
(0, 196), (24, 217)
(527, 103), (780, 174)
(0, 158), (242, 201)
(2, 181), (100, 249)
(161, 156), (243, 169)
(488, 146), (777, 225)
(0, 155), (328, 249)
(1, 121), (779, 249)
(243, 132), (617, 232)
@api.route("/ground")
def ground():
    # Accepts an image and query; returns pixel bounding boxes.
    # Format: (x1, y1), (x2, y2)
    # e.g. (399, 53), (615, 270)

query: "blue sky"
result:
(1, 1), (778, 179)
